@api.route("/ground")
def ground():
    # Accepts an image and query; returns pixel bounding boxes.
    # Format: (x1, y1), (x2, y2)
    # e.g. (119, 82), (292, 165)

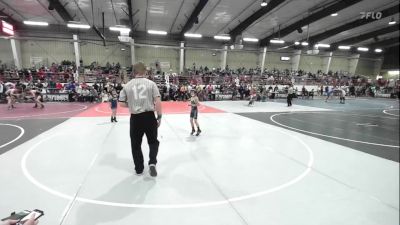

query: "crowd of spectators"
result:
(1, 64), (399, 103)
(0, 60), (123, 83)
(174, 66), (400, 99)
(0, 79), (125, 103)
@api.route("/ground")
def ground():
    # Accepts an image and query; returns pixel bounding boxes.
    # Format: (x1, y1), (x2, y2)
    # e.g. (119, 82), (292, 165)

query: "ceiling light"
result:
(301, 42), (309, 46)
(338, 45), (351, 50)
(243, 37), (259, 42)
(23, 21), (49, 26)
(214, 35), (231, 40)
(110, 26), (131, 32)
(261, 0), (268, 7)
(184, 33), (202, 38)
(388, 18), (396, 25)
(331, 13), (338, 16)
(315, 43), (330, 48)
(388, 70), (399, 76)
(374, 48), (383, 53)
(270, 39), (285, 44)
(67, 23), (90, 29)
(357, 47), (369, 52)
(294, 41), (300, 45)
(148, 30), (167, 35)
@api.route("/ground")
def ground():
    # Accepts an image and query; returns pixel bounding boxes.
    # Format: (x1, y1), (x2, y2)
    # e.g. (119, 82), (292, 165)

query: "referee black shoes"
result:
(135, 171), (143, 176)
(149, 164), (157, 177)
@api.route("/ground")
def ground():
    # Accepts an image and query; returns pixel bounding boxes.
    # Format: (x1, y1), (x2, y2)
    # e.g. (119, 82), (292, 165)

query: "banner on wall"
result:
(30, 56), (43, 65)
(160, 62), (170, 69)
(0, 20), (14, 36)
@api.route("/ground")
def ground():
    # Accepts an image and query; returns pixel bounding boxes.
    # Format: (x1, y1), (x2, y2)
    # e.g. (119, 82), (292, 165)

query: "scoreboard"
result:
(0, 20), (14, 36)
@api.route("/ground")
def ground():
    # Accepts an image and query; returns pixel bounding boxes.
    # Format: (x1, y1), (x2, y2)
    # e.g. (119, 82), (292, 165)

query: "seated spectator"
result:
(56, 82), (63, 92)
(302, 85), (308, 99)
(309, 89), (314, 99)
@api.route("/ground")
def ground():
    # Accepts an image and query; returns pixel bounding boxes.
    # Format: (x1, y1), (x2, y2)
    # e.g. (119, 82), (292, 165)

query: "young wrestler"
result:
(339, 88), (346, 104)
(248, 87), (257, 106)
(189, 90), (201, 136)
(30, 89), (44, 109)
(5, 87), (21, 110)
(110, 88), (118, 122)
(325, 86), (335, 102)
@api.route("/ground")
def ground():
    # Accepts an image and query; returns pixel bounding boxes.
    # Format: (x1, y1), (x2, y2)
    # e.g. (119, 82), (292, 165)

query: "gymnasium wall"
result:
(265, 51), (292, 71)
(135, 46), (179, 71)
(0, 39), (13, 66)
(381, 46), (399, 70)
(80, 41), (130, 67)
(18, 39), (131, 68)
(20, 40), (74, 68)
(226, 50), (259, 69)
(1, 36), (386, 77)
(329, 55), (350, 73)
(355, 58), (378, 76)
(298, 54), (325, 73)
(185, 49), (221, 69)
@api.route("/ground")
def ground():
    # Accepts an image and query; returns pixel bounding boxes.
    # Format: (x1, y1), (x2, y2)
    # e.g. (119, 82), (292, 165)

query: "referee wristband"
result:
(157, 115), (162, 120)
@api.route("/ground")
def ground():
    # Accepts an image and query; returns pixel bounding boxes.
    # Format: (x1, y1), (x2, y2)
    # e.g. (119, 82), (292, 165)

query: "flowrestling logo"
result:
(360, 12), (382, 20)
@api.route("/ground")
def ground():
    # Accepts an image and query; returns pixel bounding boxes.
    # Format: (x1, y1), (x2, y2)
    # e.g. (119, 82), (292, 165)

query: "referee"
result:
(287, 84), (294, 107)
(119, 62), (162, 177)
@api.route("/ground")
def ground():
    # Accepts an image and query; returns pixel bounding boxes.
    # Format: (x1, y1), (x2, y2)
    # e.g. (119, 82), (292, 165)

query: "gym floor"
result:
(0, 97), (398, 225)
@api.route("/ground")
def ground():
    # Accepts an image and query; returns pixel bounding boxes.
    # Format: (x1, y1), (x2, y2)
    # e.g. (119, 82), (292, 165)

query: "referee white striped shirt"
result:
(119, 78), (161, 114)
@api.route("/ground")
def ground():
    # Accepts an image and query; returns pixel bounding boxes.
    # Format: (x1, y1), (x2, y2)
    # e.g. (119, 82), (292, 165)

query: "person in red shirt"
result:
(56, 82), (63, 92)
(38, 69), (45, 80)
(81, 82), (88, 89)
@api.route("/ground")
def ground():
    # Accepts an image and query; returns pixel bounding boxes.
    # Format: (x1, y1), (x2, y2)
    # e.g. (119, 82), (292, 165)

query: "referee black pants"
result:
(287, 94), (292, 106)
(130, 111), (159, 173)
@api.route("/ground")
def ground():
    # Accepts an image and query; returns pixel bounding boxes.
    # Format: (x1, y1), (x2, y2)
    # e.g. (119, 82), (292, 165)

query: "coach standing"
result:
(119, 62), (162, 177)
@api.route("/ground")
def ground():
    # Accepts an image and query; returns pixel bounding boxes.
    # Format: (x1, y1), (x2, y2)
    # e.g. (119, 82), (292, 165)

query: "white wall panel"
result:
(80, 41), (130, 67)
(330, 56), (350, 73)
(0, 39), (13, 67)
(185, 49), (221, 70)
(135, 46), (179, 71)
(265, 52), (292, 71)
(226, 51), (259, 69)
(20, 40), (74, 68)
(299, 54), (324, 73)
(355, 58), (377, 76)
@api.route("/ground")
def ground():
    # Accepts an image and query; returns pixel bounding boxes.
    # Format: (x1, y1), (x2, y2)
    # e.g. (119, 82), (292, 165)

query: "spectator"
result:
(302, 85), (307, 99)
(56, 82), (63, 92)
(93, 83), (99, 92)
(239, 85), (244, 100)
(0, 80), (4, 100)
